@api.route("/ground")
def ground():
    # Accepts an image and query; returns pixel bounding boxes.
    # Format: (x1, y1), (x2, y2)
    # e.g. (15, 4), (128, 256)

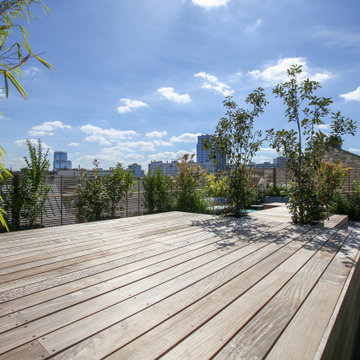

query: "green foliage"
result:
(0, 0), (53, 100)
(202, 173), (227, 198)
(226, 165), (255, 215)
(142, 167), (174, 214)
(0, 145), (11, 230)
(267, 65), (356, 224)
(209, 88), (268, 215)
(333, 181), (360, 221)
(75, 161), (108, 222)
(0, 1), (53, 230)
(104, 163), (135, 217)
(75, 160), (135, 222)
(266, 183), (290, 197)
(20, 139), (50, 227)
(1, 139), (50, 230)
(175, 154), (208, 213)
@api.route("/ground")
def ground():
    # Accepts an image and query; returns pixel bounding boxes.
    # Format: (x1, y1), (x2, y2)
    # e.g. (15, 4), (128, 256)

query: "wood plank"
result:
(266, 228), (360, 360)
(0, 231), (235, 333)
(33, 228), (294, 357)
(212, 230), (350, 359)
(0, 232), (222, 317)
(57, 227), (313, 360)
(0, 231), (268, 354)
(0, 229), (217, 303)
(156, 229), (342, 359)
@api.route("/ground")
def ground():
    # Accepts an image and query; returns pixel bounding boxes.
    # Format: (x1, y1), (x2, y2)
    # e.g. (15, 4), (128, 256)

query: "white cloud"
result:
(146, 130), (168, 138)
(340, 86), (360, 102)
(349, 148), (360, 154)
(246, 18), (262, 32)
(170, 132), (202, 143)
(80, 124), (138, 145)
(258, 147), (277, 154)
(149, 150), (190, 161)
(249, 57), (333, 85)
(28, 121), (71, 136)
(191, 0), (230, 9)
(315, 124), (330, 131)
(194, 72), (234, 96)
(153, 140), (173, 147)
(117, 98), (148, 114)
(125, 141), (156, 152)
(68, 142), (80, 147)
(24, 66), (41, 76)
(157, 87), (192, 104)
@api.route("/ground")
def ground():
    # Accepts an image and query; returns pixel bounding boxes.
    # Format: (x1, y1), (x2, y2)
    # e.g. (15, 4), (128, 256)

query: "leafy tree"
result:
(75, 160), (108, 222)
(1, 139), (50, 230)
(104, 163), (135, 217)
(75, 160), (135, 222)
(268, 65), (356, 224)
(0, 145), (11, 230)
(175, 153), (207, 213)
(21, 139), (50, 227)
(208, 88), (268, 215)
(143, 167), (174, 214)
(0, 0), (53, 230)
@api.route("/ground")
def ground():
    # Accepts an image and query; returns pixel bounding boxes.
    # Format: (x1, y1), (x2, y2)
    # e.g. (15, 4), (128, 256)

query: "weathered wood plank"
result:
(266, 228), (360, 360)
(158, 229), (341, 359)
(213, 229), (350, 359)
(64, 227), (313, 360)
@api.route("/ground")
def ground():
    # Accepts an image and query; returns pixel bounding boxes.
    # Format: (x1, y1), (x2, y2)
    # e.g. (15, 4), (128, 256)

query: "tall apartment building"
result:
(148, 160), (179, 177)
(127, 163), (142, 177)
(196, 134), (226, 173)
(53, 151), (72, 171)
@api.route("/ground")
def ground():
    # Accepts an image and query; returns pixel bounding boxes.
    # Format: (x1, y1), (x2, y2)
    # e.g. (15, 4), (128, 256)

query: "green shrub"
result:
(143, 167), (174, 214)
(175, 154), (208, 213)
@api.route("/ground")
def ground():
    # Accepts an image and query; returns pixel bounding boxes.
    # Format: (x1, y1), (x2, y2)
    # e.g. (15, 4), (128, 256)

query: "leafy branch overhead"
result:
(0, 0), (53, 100)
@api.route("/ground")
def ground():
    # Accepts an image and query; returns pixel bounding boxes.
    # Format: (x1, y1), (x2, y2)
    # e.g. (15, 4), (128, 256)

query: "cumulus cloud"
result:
(153, 140), (172, 147)
(258, 147), (277, 154)
(28, 121), (71, 136)
(170, 132), (202, 143)
(315, 124), (330, 131)
(191, 0), (230, 8)
(157, 87), (192, 104)
(194, 72), (234, 96)
(246, 18), (262, 32)
(249, 57), (333, 85)
(124, 141), (156, 152)
(149, 149), (190, 161)
(68, 142), (80, 147)
(146, 130), (168, 138)
(80, 124), (138, 145)
(340, 86), (360, 101)
(117, 98), (148, 114)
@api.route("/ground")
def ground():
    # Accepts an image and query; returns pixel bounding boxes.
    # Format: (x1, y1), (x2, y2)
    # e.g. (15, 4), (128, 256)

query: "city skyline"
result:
(1, 0), (359, 171)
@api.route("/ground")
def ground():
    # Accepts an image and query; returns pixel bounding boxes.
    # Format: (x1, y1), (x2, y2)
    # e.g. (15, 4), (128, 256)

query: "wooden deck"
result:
(0, 211), (359, 359)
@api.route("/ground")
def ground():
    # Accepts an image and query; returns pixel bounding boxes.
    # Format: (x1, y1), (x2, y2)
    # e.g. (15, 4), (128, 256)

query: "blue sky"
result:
(1, 0), (359, 171)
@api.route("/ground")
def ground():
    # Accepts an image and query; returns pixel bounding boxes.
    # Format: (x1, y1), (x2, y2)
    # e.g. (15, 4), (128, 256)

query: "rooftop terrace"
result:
(0, 211), (359, 359)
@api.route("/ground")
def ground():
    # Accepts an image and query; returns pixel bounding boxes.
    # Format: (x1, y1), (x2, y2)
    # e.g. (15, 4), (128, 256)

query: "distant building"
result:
(148, 160), (179, 177)
(127, 163), (142, 177)
(196, 134), (226, 173)
(273, 157), (288, 168)
(256, 162), (274, 169)
(53, 151), (72, 171)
